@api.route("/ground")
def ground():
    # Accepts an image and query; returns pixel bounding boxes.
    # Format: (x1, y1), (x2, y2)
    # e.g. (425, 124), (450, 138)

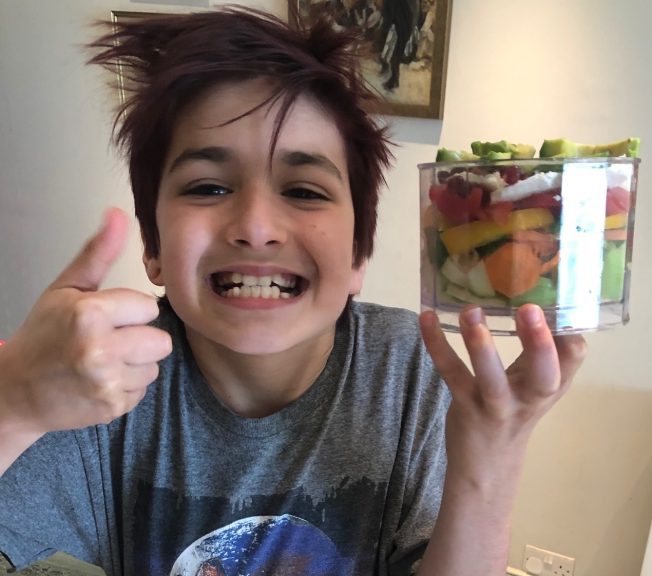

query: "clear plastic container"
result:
(419, 157), (640, 335)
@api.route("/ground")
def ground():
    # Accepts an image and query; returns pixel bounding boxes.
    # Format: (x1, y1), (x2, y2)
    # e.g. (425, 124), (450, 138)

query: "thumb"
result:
(50, 207), (130, 292)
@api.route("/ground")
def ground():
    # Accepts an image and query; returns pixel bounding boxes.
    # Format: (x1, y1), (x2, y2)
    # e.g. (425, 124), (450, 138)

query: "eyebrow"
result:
(167, 146), (344, 182)
(279, 151), (344, 182)
(167, 146), (233, 173)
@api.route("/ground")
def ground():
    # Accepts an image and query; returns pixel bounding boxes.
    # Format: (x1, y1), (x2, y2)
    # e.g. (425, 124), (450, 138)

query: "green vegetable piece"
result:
(601, 242), (627, 301)
(470, 140), (535, 160)
(540, 137), (641, 158)
(592, 137), (641, 158)
(539, 138), (581, 158)
(467, 260), (496, 298)
(435, 148), (479, 162)
(486, 151), (512, 161)
(508, 143), (536, 159)
(459, 150), (480, 160)
(471, 140), (510, 157)
(436, 148), (462, 162)
(510, 276), (558, 307)
(444, 283), (508, 308)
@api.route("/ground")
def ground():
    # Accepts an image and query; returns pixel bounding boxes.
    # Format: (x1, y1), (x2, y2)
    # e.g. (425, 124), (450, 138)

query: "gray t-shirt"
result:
(0, 301), (450, 576)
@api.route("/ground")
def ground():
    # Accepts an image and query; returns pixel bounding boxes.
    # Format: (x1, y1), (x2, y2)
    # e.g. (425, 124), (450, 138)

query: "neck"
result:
(185, 328), (335, 418)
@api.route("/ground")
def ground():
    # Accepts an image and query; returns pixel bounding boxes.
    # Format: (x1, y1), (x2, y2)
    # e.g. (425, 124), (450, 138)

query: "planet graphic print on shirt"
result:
(170, 514), (353, 575)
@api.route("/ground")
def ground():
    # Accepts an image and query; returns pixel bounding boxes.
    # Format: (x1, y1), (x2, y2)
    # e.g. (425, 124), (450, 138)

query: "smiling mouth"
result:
(210, 272), (305, 299)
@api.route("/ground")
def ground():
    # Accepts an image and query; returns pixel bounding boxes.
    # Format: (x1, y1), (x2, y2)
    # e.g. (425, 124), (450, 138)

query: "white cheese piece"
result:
(490, 171), (562, 204)
(450, 171), (505, 192)
(606, 163), (633, 189)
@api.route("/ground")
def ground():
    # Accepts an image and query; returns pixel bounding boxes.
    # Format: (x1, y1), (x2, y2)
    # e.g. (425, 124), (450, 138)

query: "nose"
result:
(224, 186), (288, 249)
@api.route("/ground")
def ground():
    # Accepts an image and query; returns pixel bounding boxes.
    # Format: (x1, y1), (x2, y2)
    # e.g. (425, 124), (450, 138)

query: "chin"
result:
(220, 336), (299, 357)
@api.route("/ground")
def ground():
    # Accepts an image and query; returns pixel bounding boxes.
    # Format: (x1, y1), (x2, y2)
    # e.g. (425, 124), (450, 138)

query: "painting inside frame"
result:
(291, 0), (451, 119)
(112, 4), (450, 119)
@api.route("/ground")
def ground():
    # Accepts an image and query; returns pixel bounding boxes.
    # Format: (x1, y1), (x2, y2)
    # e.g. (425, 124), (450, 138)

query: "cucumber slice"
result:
(601, 242), (627, 301)
(467, 260), (496, 298)
(440, 257), (469, 288)
(445, 283), (508, 307)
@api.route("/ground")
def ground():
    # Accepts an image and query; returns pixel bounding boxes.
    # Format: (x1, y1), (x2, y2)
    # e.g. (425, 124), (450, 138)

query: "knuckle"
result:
(69, 297), (107, 333)
(70, 341), (112, 378)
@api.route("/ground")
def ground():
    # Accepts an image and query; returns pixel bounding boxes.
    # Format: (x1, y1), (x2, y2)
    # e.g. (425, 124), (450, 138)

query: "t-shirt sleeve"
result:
(0, 430), (102, 571)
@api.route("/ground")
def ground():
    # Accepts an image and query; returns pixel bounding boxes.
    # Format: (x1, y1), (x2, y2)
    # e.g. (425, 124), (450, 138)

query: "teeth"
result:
(273, 273), (295, 288)
(242, 275), (257, 287)
(224, 285), (288, 300)
(242, 274), (272, 287)
(220, 272), (297, 288)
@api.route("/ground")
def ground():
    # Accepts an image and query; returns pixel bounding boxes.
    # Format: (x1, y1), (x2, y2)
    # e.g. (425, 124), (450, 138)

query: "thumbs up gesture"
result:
(0, 208), (172, 437)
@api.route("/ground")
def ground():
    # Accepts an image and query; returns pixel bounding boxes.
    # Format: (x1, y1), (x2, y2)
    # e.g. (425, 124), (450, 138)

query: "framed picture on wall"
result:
(110, 11), (161, 104)
(290, 0), (452, 119)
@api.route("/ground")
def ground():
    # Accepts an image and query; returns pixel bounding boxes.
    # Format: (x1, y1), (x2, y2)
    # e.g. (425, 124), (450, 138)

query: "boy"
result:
(0, 7), (585, 576)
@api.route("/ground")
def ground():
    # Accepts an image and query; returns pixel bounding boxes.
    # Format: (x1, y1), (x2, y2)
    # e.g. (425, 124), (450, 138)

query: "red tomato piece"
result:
(429, 184), (485, 225)
(605, 186), (630, 216)
(515, 189), (561, 210)
(482, 201), (515, 225)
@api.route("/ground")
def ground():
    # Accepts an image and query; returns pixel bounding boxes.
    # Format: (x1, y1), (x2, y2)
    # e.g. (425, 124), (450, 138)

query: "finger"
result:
(553, 334), (587, 390)
(458, 306), (508, 401)
(419, 310), (474, 393)
(113, 325), (173, 365)
(51, 207), (129, 292)
(512, 304), (561, 397)
(91, 288), (162, 327)
(122, 362), (162, 394)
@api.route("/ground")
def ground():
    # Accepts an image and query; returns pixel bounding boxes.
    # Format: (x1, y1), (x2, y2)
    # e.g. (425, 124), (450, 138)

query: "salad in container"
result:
(420, 138), (641, 335)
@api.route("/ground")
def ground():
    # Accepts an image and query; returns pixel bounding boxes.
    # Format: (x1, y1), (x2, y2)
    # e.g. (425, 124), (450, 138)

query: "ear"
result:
(349, 259), (367, 296)
(143, 251), (164, 287)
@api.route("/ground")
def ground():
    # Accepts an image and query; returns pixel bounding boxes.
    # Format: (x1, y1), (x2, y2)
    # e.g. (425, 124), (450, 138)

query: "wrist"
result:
(0, 340), (43, 436)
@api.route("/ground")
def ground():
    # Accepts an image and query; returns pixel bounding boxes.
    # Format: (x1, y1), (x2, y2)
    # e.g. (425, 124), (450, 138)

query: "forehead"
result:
(167, 78), (348, 165)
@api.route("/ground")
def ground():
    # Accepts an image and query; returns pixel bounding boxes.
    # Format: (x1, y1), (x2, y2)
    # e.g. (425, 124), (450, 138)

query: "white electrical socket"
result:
(523, 544), (575, 576)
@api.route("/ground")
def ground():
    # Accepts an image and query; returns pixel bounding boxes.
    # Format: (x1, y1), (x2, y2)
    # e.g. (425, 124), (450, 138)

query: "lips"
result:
(210, 271), (305, 299)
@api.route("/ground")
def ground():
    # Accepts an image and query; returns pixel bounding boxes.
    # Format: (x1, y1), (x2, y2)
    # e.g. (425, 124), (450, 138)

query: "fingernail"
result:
(521, 304), (543, 327)
(420, 310), (437, 330)
(461, 306), (484, 328)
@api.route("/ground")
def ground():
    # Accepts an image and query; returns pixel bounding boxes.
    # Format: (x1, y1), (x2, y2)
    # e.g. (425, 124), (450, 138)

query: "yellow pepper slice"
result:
(440, 208), (554, 255)
(604, 213), (628, 230)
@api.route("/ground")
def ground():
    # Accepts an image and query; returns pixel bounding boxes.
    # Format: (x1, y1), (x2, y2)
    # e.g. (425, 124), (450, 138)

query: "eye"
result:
(182, 183), (231, 197)
(283, 186), (329, 201)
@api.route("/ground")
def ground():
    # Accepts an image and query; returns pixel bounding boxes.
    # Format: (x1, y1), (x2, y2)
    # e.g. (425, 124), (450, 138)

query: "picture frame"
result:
(112, 4), (451, 119)
(110, 10), (161, 104)
(290, 0), (451, 119)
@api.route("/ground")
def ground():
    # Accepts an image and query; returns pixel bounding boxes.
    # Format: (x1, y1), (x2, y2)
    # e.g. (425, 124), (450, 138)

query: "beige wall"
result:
(0, 1), (651, 574)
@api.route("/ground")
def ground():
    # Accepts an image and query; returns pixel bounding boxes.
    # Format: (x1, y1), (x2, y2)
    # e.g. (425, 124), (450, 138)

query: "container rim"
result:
(418, 156), (641, 170)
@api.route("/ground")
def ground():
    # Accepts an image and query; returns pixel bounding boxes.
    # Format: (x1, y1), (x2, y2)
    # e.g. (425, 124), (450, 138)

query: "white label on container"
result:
(556, 163), (607, 331)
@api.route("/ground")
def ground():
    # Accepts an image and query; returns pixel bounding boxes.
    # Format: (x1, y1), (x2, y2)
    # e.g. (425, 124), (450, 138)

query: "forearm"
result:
(417, 442), (528, 576)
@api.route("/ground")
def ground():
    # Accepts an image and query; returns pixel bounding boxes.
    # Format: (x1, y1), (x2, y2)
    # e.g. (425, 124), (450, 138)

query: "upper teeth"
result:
(224, 272), (296, 288)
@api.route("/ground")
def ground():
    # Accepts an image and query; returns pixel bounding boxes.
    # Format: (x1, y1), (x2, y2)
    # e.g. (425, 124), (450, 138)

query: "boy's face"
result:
(144, 78), (365, 356)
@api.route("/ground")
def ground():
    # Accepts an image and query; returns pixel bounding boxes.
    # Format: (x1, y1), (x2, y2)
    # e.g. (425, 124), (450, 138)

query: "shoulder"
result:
(343, 301), (450, 421)
(347, 300), (423, 345)
(344, 301), (434, 378)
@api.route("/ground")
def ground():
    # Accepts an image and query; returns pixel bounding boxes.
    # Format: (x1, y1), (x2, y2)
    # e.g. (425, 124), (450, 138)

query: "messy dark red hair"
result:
(88, 5), (392, 266)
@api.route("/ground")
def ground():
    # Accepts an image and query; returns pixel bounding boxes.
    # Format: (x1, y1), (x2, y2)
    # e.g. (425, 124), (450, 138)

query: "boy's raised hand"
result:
(0, 208), (172, 437)
(420, 304), (586, 469)
(416, 306), (586, 575)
